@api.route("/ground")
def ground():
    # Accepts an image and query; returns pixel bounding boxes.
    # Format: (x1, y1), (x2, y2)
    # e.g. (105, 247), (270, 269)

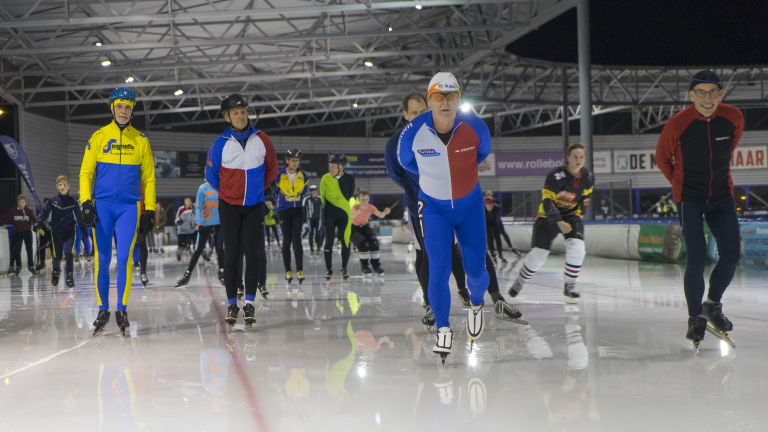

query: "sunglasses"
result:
(430, 92), (460, 102)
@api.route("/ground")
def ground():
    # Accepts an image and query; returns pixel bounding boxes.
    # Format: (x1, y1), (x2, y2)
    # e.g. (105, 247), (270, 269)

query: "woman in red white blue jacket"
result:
(397, 72), (491, 361)
(206, 93), (278, 329)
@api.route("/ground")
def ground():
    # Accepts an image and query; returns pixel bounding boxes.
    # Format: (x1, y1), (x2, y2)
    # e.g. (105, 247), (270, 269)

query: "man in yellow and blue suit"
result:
(274, 148), (309, 284)
(79, 87), (157, 336)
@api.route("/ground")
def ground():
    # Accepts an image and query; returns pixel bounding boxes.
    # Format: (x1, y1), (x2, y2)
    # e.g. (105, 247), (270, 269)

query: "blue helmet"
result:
(109, 87), (136, 108)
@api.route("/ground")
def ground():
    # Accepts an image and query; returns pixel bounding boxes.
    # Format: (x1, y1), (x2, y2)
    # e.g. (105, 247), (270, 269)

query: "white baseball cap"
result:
(428, 72), (460, 98)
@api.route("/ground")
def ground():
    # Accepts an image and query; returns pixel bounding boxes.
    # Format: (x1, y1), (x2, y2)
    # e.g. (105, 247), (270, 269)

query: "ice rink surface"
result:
(1, 239), (767, 432)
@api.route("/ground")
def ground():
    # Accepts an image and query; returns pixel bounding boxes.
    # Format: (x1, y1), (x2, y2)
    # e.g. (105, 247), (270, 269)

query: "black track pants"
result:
(219, 200), (265, 302)
(278, 207), (304, 272)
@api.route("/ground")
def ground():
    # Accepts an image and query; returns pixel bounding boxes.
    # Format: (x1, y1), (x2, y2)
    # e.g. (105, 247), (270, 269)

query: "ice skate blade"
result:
(564, 296), (580, 304)
(93, 328), (107, 337)
(497, 315), (529, 325)
(706, 323), (736, 348)
(690, 340), (700, 353)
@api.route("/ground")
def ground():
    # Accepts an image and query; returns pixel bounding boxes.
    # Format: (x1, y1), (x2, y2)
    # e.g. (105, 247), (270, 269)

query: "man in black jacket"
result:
(303, 185), (323, 255)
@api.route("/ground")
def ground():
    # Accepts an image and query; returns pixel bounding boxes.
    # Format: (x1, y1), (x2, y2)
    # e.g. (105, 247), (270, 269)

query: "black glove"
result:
(139, 210), (155, 234)
(176, 218), (183, 226)
(81, 200), (99, 227)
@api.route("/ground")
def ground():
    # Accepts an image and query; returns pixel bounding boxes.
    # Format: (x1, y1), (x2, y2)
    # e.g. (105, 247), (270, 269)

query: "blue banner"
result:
(344, 153), (388, 177)
(0, 136), (43, 209)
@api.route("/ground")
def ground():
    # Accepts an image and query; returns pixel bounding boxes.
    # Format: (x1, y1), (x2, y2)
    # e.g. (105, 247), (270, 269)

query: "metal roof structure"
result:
(2, 0), (768, 136)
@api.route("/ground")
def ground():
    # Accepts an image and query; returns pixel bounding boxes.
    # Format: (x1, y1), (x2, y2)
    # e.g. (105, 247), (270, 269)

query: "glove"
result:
(139, 210), (155, 234)
(176, 218), (183, 226)
(81, 200), (99, 227)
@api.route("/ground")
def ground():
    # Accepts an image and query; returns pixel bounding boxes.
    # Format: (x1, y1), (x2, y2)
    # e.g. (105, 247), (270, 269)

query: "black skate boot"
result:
(702, 301), (733, 332)
(225, 304), (240, 330)
(325, 269), (333, 281)
(243, 303), (256, 329)
(175, 271), (191, 287)
(340, 268), (349, 282)
(421, 305), (436, 328)
(434, 327), (453, 364)
(65, 272), (75, 288)
(133, 261), (140, 269)
(297, 270), (305, 285)
(28, 266), (38, 275)
(686, 315), (707, 352)
(508, 279), (524, 298)
(218, 269), (225, 286)
(285, 270), (293, 284)
(511, 248), (522, 257)
(361, 262), (373, 276)
(466, 302), (484, 340)
(499, 255), (508, 263)
(115, 310), (130, 336)
(493, 298), (528, 325)
(564, 282), (580, 303)
(14, 266), (21, 275)
(51, 269), (61, 286)
(140, 272), (148, 286)
(92, 310), (111, 337)
(457, 288), (471, 308)
(237, 281), (244, 299)
(257, 284), (270, 300)
(372, 264), (384, 275)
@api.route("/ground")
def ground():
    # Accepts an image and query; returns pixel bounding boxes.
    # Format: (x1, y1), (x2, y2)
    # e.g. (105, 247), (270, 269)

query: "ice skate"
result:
(467, 302), (484, 340)
(493, 298), (528, 325)
(175, 271), (191, 287)
(511, 248), (522, 257)
(74, 253), (80, 263)
(686, 315), (707, 352)
(421, 305), (435, 328)
(28, 266), (37, 275)
(564, 282), (580, 303)
(115, 310), (130, 336)
(92, 310), (111, 337)
(14, 266), (21, 276)
(457, 288), (470, 308)
(243, 303), (256, 329)
(508, 279), (524, 298)
(51, 269), (61, 286)
(218, 269), (225, 286)
(433, 327), (453, 364)
(361, 263), (373, 276)
(133, 261), (140, 269)
(372, 264), (384, 275)
(225, 304), (240, 330)
(340, 268), (349, 282)
(498, 255), (508, 264)
(702, 302), (735, 347)
(140, 272), (149, 286)
(297, 270), (305, 285)
(325, 269), (333, 281)
(285, 270), (293, 284)
(65, 272), (74, 288)
(257, 284), (270, 300)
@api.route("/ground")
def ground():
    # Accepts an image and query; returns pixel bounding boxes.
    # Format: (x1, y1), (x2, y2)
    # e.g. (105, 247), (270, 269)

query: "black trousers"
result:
(265, 224), (280, 246)
(532, 215), (584, 250)
(323, 207), (350, 270)
(497, 218), (513, 248)
(136, 231), (148, 272)
(219, 200), (265, 301)
(37, 228), (52, 267)
(486, 222), (504, 257)
(678, 196), (741, 317)
(278, 207), (304, 272)
(13, 230), (33, 269)
(52, 228), (76, 273)
(308, 218), (321, 252)
(187, 225), (224, 272)
(350, 224), (379, 253)
(177, 232), (196, 251)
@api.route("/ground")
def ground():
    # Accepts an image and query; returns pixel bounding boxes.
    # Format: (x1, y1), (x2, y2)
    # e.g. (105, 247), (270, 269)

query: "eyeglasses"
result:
(430, 92), (460, 102)
(692, 89), (721, 98)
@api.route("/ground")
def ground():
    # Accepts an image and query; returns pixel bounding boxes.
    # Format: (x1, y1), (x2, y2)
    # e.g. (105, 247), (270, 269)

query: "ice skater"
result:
(0, 195), (38, 275)
(79, 87), (156, 336)
(655, 70), (742, 350)
(398, 72), (492, 362)
(350, 190), (390, 275)
(304, 185), (323, 256)
(508, 143), (593, 304)
(274, 149), (309, 284)
(176, 181), (225, 288)
(320, 154), (355, 282)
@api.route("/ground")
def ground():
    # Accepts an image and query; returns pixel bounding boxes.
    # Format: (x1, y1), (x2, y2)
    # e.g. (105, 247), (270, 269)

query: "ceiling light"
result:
(101, 60), (111, 67)
(94, 41), (102, 46)
(415, 5), (422, 10)
(353, 103), (358, 108)
(388, 26), (393, 32)
(174, 89), (184, 96)
(364, 61), (373, 67)
(125, 77), (134, 83)
(460, 102), (471, 112)
(0, 110), (4, 115)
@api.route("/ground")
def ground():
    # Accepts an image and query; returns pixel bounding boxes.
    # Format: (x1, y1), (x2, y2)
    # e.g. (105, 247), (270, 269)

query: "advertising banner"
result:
(478, 153), (496, 176)
(593, 150), (612, 174)
(614, 150), (658, 173)
(730, 146), (766, 170)
(0, 136), (43, 208)
(740, 223), (768, 267)
(637, 223), (719, 264)
(177, 151), (207, 178)
(495, 152), (564, 176)
(343, 153), (388, 177)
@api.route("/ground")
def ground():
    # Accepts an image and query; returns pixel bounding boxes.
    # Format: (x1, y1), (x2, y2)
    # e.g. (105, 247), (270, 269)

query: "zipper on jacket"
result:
(707, 118), (712, 203)
(116, 127), (123, 202)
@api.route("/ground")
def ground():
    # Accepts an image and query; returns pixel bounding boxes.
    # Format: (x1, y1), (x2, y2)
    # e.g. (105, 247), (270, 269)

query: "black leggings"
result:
(278, 207), (303, 272)
(323, 207), (350, 270)
(486, 222), (504, 258)
(177, 233), (196, 251)
(52, 228), (76, 273)
(136, 231), (148, 272)
(265, 225), (280, 246)
(409, 214), (467, 306)
(308, 218), (321, 251)
(219, 200), (265, 302)
(497, 218), (513, 249)
(188, 225), (224, 272)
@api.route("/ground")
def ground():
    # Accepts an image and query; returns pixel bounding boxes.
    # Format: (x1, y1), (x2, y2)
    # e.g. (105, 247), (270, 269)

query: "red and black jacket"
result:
(655, 103), (743, 204)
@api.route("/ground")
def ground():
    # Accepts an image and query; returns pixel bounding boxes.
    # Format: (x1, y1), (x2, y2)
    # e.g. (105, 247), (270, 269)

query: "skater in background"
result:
(0, 195), (38, 275)
(206, 93), (278, 330)
(655, 70), (742, 348)
(397, 72), (491, 361)
(176, 181), (224, 288)
(152, 202), (166, 253)
(320, 153), (355, 282)
(350, 190), (390, 275)
(508, 143), (593, 304)
(484, 192), (507, 263)
(35, 175), (86, 288)
(303, 185), (323, 256)
(79, 87), (156, 336)
(175, 198), (197, 260)
(274, 149), (309, 284)
(264, 199), (280, 247)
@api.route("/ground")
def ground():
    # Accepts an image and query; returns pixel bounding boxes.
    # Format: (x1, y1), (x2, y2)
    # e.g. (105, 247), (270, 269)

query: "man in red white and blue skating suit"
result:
(397, 72), (491, 360)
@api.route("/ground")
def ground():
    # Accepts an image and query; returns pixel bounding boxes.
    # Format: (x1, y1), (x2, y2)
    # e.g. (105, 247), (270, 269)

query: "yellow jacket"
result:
(79, 121), (156, 210)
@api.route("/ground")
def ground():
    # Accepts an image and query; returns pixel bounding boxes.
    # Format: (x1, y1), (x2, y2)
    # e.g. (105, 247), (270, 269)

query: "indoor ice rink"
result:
(2, 0), (768, 431)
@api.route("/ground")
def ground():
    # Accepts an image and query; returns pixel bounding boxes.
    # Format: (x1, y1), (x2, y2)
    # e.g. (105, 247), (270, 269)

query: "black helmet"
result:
(329, 153), (347, 164)
(286, 148), (302, 159)
(220, 94), (248, 116)
(309, 185), (317, 191)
